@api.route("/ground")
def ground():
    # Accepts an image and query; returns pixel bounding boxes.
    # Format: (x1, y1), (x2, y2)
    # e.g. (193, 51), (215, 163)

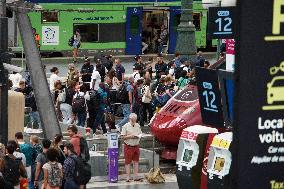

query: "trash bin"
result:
(108, 132), (119, 183)
(176, 125), (218, 189)
(207, 132), (232, 189)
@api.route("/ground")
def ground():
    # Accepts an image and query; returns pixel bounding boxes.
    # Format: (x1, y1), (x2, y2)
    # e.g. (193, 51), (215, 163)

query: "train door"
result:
(125, 7), (142, 55)
(142, 9), (169, 54)
(168, 6), (181, 54)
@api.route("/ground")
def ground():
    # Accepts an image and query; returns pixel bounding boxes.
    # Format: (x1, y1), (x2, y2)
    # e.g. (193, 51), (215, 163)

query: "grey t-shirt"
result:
(35, 153), (47, 181)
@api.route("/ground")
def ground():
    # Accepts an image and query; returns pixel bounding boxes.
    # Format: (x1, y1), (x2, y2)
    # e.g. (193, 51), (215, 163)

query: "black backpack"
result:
(116, 83), (129, 104)
(3, 156), (21, 187)
(80, 137), (90, 162)
(71, 156), (91, 185)
(72, 93), (86, 113)
(68, 36), (74, 47)
(86, 90), (100, 112)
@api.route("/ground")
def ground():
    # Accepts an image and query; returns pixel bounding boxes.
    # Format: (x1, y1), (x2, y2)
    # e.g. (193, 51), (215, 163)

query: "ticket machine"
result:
(207, 132), (233, 189)
(107, 132), (119, 183)
(176, 125), (218, 189)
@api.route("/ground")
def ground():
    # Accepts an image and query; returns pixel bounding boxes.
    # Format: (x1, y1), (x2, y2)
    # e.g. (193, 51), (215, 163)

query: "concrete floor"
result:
(87, 174), (179, 189)
(88, 183), (179, 189)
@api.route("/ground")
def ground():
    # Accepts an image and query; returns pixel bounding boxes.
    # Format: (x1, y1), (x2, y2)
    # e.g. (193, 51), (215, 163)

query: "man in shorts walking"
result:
(121, 113), (142, 182)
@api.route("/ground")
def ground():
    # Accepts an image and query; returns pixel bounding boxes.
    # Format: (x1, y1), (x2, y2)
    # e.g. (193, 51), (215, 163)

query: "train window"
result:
(99, 23), (125, 42)
(174, 87), (199, 101)
(193, 13), (201, 31)
(130, 15), (139, 35)
(73, 24), (99, 42)
(41, 11), (59, 23)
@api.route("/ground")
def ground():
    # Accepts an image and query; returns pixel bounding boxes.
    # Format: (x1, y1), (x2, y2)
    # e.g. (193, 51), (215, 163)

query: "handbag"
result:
(145, 167), (165, 184)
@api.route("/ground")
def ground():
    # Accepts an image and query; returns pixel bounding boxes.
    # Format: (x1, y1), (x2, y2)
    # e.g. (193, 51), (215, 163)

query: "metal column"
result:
(14, 2), (61, 138)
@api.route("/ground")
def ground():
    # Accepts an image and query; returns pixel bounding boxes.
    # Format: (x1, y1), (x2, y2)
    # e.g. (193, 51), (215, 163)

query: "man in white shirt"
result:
(91, 64), (101, 90)
(49, 67), (61, 91)
(9, 72), (23, 89)
(121, 113), (142, 182)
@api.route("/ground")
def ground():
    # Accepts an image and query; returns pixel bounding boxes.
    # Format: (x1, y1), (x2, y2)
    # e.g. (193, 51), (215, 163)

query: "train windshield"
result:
(174, 87), (198, 101)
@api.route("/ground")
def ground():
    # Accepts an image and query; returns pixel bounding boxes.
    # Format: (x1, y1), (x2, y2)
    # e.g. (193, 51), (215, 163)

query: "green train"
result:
(15, 0), (217, 55)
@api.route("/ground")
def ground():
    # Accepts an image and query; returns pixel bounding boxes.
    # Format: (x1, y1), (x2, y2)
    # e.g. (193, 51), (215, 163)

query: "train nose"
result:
(150, 113), (187, 146)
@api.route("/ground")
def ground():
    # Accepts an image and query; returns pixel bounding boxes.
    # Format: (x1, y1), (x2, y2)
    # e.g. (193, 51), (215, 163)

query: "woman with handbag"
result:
(141, 78), (153, 126)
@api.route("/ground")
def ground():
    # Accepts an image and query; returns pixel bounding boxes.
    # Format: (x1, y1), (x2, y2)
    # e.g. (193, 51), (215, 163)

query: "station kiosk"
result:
(107, 132), (119, 183)
(176, 125), (218, 189)
(207, 132), (233, 189)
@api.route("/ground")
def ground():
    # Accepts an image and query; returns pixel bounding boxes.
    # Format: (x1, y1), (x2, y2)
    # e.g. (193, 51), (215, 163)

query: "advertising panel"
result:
(234, 0), (284, 188)
(42, 26), (59, 45)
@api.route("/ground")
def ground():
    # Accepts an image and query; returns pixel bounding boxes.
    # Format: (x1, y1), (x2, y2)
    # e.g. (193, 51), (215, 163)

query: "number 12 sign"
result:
(196, 67), (224, 128)
(208, 7), (236, 39)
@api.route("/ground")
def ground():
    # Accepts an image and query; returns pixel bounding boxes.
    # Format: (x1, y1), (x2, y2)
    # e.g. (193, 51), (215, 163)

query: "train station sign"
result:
(208, 7), (236, 39)
(234, 0), (284, 188)
(196, 67), (224, 128)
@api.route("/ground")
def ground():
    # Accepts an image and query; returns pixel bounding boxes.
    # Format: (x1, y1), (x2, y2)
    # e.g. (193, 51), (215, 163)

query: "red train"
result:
(150, 85), (203, 159)
(150, 58), (226, 159)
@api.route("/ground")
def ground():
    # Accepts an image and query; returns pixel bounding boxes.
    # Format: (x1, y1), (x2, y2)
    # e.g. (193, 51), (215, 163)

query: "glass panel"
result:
(130, 15), (139, 35)
(99, 23), (125, 42)
(41, 11), (59, 23)
(73, 24), (98, 42)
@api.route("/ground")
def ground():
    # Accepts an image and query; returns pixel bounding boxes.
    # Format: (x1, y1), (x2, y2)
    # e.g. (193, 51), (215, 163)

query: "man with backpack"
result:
(0, 140), (27, 189)
(34, 139), (51, 189)
(116, 77), (134, 129)
(67, 125), (90, 162)
(72, 85), (87, 127)
(63, 143), (91, 189)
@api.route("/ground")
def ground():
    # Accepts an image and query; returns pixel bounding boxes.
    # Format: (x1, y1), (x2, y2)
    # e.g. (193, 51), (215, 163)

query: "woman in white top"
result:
(49, 67), (61, 91)
(73, 29), (81, 63)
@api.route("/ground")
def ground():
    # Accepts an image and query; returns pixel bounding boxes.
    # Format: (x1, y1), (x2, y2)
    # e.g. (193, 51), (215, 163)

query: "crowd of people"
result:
(5, 51), (216, 188)
(0, 125), (92, 189)
(8, 51), (212, 135)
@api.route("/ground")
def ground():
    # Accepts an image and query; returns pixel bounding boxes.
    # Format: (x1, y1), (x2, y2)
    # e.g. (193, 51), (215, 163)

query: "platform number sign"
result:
(208, 7), (235, 39)
(196, 67), (224, 128)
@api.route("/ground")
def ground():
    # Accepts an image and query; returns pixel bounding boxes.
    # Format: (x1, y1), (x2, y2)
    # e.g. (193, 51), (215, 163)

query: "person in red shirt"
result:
(67, 125), (81, 156)
(32, 28), (40, 50)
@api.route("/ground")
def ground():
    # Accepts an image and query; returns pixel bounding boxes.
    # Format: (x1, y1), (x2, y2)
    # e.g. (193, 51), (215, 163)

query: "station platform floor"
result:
(87, 174), (178, 189)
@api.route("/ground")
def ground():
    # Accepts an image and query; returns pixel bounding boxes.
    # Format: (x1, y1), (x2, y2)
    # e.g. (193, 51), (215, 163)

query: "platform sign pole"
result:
(233, 0), (284, 188)
(0, 0), (9, 144)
